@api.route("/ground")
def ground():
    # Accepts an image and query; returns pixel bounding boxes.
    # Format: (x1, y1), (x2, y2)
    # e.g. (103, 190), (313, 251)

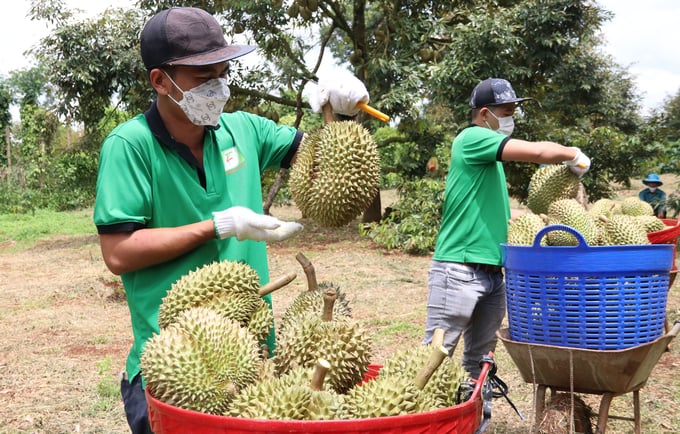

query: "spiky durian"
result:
(141, 307), (261, 414)
(527, 165), (581, 215)
(600, 214), (651, 245)
(587, 198), (617, 219)
(274, 290), (372, 394)
(545, 199), (598, 246)
(341, 374), (424, 418)
(339, 346), (454, 419)
(507, 213), (546, 245)
(247, 298), (275, 344)
(158, 260), (260, 328)
(636, 215), (666, 233)
(227, 360), (344, 420)
(228, 377), (313, 420)
(379, 344), (467, 410)
(279, 282), (352, 332)
(619, 197), (654, 216)
(289, 121), (381, 227)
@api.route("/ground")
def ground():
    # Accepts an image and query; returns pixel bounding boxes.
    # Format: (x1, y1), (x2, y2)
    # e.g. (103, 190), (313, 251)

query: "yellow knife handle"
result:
(356, 101), (390, 122)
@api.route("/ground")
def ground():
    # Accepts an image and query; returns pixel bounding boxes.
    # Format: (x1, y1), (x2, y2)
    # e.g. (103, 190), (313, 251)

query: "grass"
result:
(0, 208), (95, 251)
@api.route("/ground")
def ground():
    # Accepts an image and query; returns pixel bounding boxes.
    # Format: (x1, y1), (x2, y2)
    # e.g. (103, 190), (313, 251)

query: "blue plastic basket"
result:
(502, 224), (674, 350)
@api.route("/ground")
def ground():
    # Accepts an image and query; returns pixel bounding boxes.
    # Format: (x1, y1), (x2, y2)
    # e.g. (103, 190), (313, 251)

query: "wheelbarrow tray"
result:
(497, 325), (678, 395)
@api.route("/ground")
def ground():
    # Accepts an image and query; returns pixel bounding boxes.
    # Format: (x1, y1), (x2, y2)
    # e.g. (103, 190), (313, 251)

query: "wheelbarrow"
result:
(498, 322), (680, 433)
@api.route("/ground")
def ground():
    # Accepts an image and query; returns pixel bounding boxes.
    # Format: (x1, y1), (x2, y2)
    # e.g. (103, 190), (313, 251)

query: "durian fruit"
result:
(341, 345), (450, 418)
(247, 298), (275, 344)
(279, 253), (352, 333)
(635, 215), (666, 233)
(587, 199), (620, 246)
(141, 307), (262, 414)
(289, 121), (381, 227)
(159, 261), (296, 357)
(587, 198), (618, 219)
(619, 196), (654, 216)
(527, 165), (581, 215)
(599, 214), (651, 245)
(227, 359), (344, 420)
(158, 260), (260, 328)
(545, 199), (598, 246)
(378, 343), (467, 410)
(507, 213), (546, 245)
(274, 289), (372, 394)
(341, 370), (424, 418)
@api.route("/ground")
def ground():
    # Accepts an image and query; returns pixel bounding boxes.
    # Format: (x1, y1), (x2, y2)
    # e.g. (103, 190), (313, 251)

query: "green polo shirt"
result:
(433, 125), (510, 266)
(93, 107), (298, 382)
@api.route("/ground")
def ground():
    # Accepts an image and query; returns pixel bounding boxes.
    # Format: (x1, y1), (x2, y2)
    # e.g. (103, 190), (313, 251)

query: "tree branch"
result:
(231, 86), (311, 110)
(319, 0), (352, 34)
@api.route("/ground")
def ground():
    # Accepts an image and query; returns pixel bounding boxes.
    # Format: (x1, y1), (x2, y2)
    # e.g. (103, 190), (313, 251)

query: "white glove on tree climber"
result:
(212, 206), (303, 242)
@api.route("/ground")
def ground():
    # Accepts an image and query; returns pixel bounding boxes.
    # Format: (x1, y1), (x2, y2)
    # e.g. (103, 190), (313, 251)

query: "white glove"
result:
(564, 147), (591, 177)
(308, 69), (369, 116)
(212, 206), (303, 242)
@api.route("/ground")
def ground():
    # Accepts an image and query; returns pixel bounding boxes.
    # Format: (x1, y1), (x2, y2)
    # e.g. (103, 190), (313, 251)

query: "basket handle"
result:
(532, 224), (591, 249)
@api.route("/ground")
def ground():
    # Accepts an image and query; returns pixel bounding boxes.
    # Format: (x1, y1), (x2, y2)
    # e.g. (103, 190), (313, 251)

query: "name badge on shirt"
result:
(221, 147), (245, 175)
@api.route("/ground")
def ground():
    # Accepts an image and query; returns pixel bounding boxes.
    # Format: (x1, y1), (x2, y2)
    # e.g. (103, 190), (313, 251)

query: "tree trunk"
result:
(362, 192), (382, 223)
(263, 168), (287, 215)
(5, 125), (10, 173)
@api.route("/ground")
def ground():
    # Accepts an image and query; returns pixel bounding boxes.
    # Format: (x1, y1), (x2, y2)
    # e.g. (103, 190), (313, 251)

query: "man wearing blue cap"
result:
(93, 6), (370, 433)
(422, 78), (591, 377)
(639, 173), (667, 218)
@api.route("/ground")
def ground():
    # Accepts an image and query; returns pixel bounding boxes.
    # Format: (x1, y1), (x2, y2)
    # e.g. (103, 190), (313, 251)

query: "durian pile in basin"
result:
(508, 164), (671, 247)
(503, 164), (675, 351)
(141, 253), (470, 425)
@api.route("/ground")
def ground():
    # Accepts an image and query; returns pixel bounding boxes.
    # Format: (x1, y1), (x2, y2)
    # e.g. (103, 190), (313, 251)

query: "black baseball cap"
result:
(468, 78), (533, 109)
(140, 7), (256, 70)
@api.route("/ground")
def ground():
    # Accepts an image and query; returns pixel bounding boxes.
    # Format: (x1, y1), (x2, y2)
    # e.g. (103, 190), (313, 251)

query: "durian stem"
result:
(258, 272), (297, 296)
(310, 358), (331, 391)
(432, 328), (445, 349)
(321, 289), (337, 322)
(414, 345), (449, 390)
(296, 252), (319, 292)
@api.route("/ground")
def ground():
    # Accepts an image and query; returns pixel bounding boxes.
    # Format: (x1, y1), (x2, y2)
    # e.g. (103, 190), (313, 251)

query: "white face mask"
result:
(164, 72), (230, 126)
(649, 187), (657, 193)
(486, 109), (515, 136)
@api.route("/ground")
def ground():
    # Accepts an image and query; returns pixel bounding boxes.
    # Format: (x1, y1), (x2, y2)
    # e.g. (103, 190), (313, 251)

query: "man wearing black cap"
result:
(421, 78), (591, 378)
(92, 7), (369, 433)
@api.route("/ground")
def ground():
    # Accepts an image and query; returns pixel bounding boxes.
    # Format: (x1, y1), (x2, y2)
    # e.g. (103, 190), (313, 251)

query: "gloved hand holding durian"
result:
(212, 206), (303, 242)
(564, 147), (591, 177)
(307, 69), (370, 117)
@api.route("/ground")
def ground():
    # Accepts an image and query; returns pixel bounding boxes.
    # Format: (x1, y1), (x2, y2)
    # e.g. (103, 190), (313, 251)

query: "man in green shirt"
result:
(93, 7), (369, 433)
(422, 78), (591, 377)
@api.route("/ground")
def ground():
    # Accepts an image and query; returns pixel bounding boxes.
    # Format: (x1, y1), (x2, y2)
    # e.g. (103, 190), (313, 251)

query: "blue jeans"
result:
(121, 373), (153, 434)
(422, 260), (506, 378)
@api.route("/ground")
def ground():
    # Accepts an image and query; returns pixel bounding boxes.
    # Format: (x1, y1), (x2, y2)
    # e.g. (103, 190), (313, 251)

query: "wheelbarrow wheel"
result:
(535, 390), (594, 434)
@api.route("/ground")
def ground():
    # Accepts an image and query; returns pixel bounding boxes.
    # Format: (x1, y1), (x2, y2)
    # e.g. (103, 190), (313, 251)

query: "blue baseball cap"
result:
(469, 78), (533, 109)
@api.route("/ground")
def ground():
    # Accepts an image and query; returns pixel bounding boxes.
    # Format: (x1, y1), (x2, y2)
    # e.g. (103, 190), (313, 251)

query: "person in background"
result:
(639, 173), (667, 218)
(93, 7), (369, 433)
(421, 78), (591, 378)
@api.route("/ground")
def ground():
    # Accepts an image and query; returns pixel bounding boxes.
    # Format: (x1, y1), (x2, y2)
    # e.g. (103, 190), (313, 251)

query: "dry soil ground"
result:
(1, 187), (679, 433)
